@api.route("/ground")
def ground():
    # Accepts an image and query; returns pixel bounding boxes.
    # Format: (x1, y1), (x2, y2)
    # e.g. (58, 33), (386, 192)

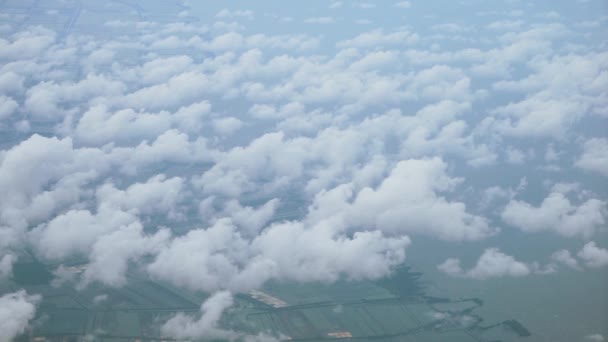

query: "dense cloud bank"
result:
(0, 0), (607, 339)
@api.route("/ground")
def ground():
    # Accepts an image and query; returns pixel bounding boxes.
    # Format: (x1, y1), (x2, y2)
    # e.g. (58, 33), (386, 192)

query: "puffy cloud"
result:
(132, 55), (194, 86)
(95, 175), (185, 217)
(405, 65), (472, 102)
(28, 173), (185, 277)
(220, 199), (280, 237)
(0, 26), (55, 60)
(161, 291), (236, 340)
(329, 2), (342, 9)
(337, 29), (419, 48)
(75, 105), (174, 146)
(81, 223), (170, 287)
(119, 71), (208, 111)
(438, 248), (531, 279)
(147, 219), (273, 292)
(487, 93), (586, 138)
(394, 1), (411, 8)
(487, 51), (608, 138)
(304, 17), (335, 24)
(0, 71), (25, 94)
(30, 206), (138, 260)
(161, 291), (278, 341)
(1, 7), (606, 338)
(578, 242), (608, 268)
(0, 135), (107, 237)
(340, 158), (493, 241)
(0, 254), (15, 280)
(0, 290), (40, 342)
(113, 129), (213, 175)
(551, 250), (581, 270)
(0, 95), (18, 120)
(148, 217), (409, 293)
(216, 9), (254, 20)
(213, 117), (244, 136)
(24, 74), (125, 120)
(251, 220), (410, 284)
(576, 138), (608, 177)
(501, 192), (606, 238)
(505, 146), (526, 164)
(248, 102), (305, 120)
(585, 334), (606, 342)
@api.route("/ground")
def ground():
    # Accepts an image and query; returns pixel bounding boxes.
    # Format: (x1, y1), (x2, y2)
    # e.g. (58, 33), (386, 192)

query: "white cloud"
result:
(505, 146), (526, 164)
(216, 9), (254, 20)
(551, 250), (581, 270)
(161, 290), (237, 340)
(0, 8), (606, 339)
(337, 29), (418, 48)
(357, 3), (376, 9)
(213, 117), (244, 136)
(30, 206), (138, 260)
(340, 158), (494, 241)
(329, 2), (343, 9)
(129, 55), (194, 86)
(75, 105), (174, 146)
(221, 199), (280, 237)
(0, 71), (25, 94)
(488, 51), (608, 138)
(0, 290), (40, 342)
(25, 74), (125, 120)
(488, 93), (586, 138)
(394, 1), (411, 8)
(81, 223), (170, 287)
(585, 334), (606, 342)
(0, 95), (18, 120)
(0, 254), (15, 280)
(501, 192), (606, 238)
(304, 17), (335, 24)
(438, 248), (531, 279)
(576, 138), (608, 177)
(578, 242), (608, 268)
(0, 26), (56, 60)
(96, 175), (185, 217)
(147, 218), (409, 293)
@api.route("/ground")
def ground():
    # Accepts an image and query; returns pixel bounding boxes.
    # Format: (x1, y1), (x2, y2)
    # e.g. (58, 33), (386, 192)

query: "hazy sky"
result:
(0, 0), (607, 341)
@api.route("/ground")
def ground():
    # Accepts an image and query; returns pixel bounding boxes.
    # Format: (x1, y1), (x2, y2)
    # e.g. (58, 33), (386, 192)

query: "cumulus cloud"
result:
(74, 106), (178, 146)
(1, 5), (607, 340)
(161, 290), (236, 340)
(578, 242), (608, 268)
(551, 250), (581, 270)
(337, 29), (418, 48)
(81, 223), (170, 287)
(0, 26), (55, 60)
(148, 217), (409, 293)
(394, 1), (411, 8)
(213, 117), (244, 136)
(30, 206), (138, 260)
(438, 248), (531, 279)
(304, 17), (335, 24)
(501, 192), (606, 238)
(585, 334), (606, 342)
(0, 290), (41, 342)
(576, 138), (608, 177)
(216, 9), (254, 20)
(0, 254), (15, 280)
(25, 74), (125, 120)
(0, 95), (18, 120)
(337, 158), (494, 241)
